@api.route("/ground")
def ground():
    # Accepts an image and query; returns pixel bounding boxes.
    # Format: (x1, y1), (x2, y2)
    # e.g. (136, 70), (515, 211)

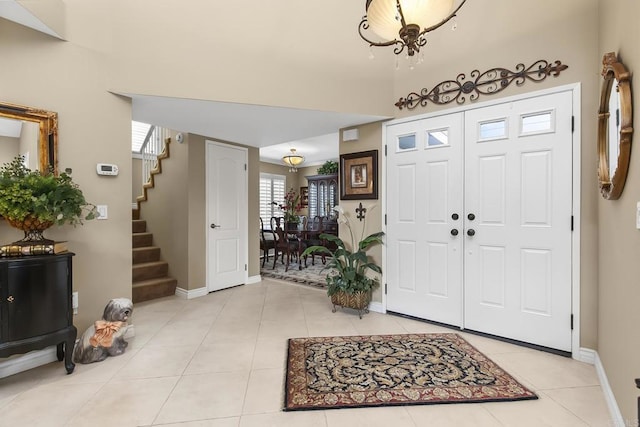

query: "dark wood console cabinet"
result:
(0, 253), (76, 374)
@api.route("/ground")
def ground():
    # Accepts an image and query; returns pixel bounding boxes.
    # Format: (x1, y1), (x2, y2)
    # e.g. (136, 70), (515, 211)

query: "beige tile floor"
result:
(0, 278), (612, 427)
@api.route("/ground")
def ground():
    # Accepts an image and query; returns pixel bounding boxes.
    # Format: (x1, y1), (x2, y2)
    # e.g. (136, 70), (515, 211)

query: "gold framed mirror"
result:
(0, 101), (58, 174)
(597, 52), (633, 200)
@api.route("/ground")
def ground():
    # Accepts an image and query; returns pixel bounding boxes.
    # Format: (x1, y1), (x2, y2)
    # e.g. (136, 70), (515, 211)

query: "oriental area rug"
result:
(284, 333), (537, 411)
(260, 259), (335, 289)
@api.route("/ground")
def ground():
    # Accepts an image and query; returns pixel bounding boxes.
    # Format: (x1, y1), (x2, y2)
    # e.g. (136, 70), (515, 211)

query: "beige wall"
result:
(137, 135), (190, 289)
(132, 157), (142, 203)
(96, 1), (394, 118)
(338, 123), (386, 303)
(598, 0), (640, 421)
(0, 20), (132, 333)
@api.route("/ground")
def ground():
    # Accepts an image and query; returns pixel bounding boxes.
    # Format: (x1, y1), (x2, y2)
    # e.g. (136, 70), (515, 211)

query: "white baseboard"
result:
(593, 351), (624, 427)
(0, 347), (57, 379)
(369, 302), (385, 314)
(175, 286), (208, 300)
(577, 347), (596, 365)
(246, 275), (261, 285)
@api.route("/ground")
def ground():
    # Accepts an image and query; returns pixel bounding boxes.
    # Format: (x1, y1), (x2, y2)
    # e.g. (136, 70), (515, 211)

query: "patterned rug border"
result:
(284, 333), (538, 411)
(260, 261), (333, 289)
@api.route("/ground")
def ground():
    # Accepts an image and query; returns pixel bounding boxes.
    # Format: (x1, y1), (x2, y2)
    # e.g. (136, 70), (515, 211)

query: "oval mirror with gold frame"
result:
(598, 52), (633, 200)
(0, 101), (58, 174)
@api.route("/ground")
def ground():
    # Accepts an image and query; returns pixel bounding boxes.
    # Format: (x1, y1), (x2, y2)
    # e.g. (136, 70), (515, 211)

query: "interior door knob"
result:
(467, 229), (476, 236)
(450, 229), (459, 236)
(210, 223), (220, 229)
(451, 213), (459, 220)
(467, 213), (476, 221)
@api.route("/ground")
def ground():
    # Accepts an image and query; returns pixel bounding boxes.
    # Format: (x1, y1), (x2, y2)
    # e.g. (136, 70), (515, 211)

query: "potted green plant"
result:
(317, 160), (338, 175)
(302, 205), (383, 318)
(0, 156), (97, 244)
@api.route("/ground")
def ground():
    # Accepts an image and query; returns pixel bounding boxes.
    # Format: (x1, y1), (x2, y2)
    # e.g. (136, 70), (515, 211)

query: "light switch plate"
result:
(636, 202), (640, 229)
(97, 205), (108, 220)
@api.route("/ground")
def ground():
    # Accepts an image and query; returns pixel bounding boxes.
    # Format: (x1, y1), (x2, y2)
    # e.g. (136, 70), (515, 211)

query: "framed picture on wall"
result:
(300, 186), (309, 207)
(339, 150), (378, 200)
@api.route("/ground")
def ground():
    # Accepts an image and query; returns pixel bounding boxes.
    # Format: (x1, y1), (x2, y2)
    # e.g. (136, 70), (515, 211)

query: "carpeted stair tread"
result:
(132, 232), (153, 248)
(132, 277), (177, 303)
(132, 246), (161, 264)
(132, 260), (169, 281)
(132, 219), (147, 233)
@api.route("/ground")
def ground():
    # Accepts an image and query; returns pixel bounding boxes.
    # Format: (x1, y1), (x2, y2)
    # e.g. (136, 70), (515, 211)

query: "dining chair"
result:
(304, 215), (327, 265)
(259, 217), (276, 268)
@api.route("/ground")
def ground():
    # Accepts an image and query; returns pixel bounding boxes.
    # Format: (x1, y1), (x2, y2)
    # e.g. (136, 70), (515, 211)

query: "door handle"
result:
(210, 223), (221, 229)
(467, 229), (476, 236)
(467, 213), (476, 221)
(451, 213), (459, 220)
(450, 229), (459, 236)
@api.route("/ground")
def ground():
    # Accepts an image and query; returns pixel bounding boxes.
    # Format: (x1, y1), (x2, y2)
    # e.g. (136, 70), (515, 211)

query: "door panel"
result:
(207, 142), (247, 292)
(464, 91), (573, 351)
(386, 113), (464, 326)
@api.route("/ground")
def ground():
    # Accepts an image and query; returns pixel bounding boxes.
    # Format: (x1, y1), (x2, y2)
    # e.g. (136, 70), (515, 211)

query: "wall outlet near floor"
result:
(72, 292), (78, 315)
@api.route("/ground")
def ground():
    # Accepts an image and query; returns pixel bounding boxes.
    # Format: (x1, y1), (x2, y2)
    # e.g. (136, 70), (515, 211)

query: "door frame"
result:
(205, 140), (249, 292)
(381, 83), (582, 359)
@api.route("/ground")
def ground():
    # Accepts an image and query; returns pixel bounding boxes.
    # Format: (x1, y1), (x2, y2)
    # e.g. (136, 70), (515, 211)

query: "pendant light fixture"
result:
(359, 0), (466, 58)
(282, 148), (305, 172)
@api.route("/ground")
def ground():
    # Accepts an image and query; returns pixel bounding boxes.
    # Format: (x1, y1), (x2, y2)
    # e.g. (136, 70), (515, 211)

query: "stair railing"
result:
(140, 126), (170, 186)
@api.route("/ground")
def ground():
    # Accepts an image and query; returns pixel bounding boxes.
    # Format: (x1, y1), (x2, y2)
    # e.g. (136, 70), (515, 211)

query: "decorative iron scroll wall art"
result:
(395, 59), (569, 110)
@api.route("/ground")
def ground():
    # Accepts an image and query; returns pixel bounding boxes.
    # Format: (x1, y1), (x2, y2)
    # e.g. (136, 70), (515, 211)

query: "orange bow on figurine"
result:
(89, 320), (125, 348)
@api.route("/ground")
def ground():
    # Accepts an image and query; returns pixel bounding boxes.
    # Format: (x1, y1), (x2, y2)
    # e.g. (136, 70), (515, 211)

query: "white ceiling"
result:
(124, 93), (389, 166)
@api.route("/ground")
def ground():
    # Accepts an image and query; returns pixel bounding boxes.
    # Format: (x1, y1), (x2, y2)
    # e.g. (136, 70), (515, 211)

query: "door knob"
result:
(451, 213), (459, 220)
(210, 223), (221, 229)
(467, 229), (476, 236)
(468, 213), (476, 221)
(450, 229), (459, 236)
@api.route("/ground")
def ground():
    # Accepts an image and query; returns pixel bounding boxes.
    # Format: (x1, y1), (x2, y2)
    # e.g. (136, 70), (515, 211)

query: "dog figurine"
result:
(73, 298), (133, 364)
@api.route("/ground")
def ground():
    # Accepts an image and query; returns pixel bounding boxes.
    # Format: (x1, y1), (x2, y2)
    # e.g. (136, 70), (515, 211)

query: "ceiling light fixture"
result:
(282, 148), (305, 172)
(359, 0), (466, 60)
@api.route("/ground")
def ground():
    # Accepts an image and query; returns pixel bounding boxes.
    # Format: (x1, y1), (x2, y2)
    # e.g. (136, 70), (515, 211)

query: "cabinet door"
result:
(309, 181), (318, 217)
(6, 258), (69, 341)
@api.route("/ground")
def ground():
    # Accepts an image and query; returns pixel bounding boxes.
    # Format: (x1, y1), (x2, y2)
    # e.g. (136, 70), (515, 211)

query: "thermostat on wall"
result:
(96, 163), (119, 176)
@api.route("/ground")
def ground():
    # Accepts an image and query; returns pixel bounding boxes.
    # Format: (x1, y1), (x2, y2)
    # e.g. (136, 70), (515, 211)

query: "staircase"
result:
(132, 212), (177, 303)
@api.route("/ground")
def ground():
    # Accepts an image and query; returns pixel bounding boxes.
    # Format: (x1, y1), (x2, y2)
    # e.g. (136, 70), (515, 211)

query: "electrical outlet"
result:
(72, 292), (78, 315)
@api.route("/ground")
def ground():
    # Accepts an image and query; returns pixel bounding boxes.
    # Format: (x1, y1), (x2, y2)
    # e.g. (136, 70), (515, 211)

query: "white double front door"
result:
(386, 90), (574, 352)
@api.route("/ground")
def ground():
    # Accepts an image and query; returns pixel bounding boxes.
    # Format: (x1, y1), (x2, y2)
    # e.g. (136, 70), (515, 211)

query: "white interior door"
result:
(206, 141), (247, 292)
(386, 113), (464, 326)
(386, 90), (574, 352)
(463, 91), (573, 351)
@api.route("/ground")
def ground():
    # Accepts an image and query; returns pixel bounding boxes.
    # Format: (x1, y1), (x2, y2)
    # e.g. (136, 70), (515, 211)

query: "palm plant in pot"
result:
(0, 156), (97, 244)
(301, 205), (384, 318)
